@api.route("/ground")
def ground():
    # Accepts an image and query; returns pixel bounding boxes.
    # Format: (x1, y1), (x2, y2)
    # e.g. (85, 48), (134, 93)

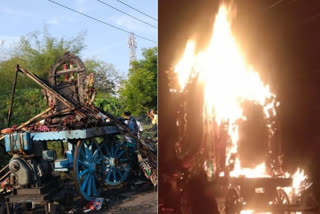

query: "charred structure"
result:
(0, 52), (157, 213)
(159, 0), (319, 213)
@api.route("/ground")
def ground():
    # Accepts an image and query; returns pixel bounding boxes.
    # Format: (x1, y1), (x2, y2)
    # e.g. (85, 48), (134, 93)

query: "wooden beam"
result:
(18, 68), (75, 108)
(55, 68), (85, 76)
(0, 107), (53, 142)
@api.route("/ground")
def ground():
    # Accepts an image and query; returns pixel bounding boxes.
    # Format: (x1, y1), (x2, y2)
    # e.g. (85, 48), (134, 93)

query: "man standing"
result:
(123, 111), (139, 137)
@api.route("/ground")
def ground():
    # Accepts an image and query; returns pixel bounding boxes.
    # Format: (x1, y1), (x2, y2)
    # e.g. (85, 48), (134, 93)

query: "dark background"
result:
(159, 0), (320, 206)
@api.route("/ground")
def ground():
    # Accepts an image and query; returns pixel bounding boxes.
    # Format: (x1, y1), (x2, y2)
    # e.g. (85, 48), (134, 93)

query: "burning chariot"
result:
(0, 52), (157, 213)
(164, 4), (315, 214)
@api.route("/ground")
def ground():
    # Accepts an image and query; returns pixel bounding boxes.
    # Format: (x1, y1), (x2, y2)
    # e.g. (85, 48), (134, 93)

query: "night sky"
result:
(159, 0), (320, 208)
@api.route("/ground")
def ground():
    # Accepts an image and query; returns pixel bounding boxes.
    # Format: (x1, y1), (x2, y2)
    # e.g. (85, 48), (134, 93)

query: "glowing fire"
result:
(174, 4), (275, 177)
(230, 162), (269, 178)
(173, 2), (309, 196)
(292, 168), (311, 196)
(240, 211), (271, 214)
(292, 169), (307, 190)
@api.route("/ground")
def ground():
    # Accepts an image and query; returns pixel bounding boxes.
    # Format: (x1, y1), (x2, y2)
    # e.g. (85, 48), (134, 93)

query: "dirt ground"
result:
(0, 177), (157, 213)
(103, 190), (157, 214)
(63, 178), (157, 214)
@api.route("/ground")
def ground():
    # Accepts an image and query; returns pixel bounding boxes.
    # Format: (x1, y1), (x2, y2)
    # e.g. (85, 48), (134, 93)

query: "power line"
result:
(115, 0), (158, 21)
(48, 0), (157, 43)
(96, 0), (157, 29)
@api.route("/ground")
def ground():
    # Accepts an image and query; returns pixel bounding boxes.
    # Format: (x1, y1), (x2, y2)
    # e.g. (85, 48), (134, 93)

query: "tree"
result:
(16, 28), (85, 77)
(0, 28), (86, 92)
(85, 59), (123, 94)
(0, 89), (47, 129)
(94, 92), (124, 117)
(85, 59), (125, 117)
(120, 47), (157, 115)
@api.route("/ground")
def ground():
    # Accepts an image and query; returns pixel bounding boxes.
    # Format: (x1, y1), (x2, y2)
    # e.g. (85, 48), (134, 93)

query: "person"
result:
(122, 111), (139, 173)
(147, 109), (158, 126)
(123, 111), (139, 137)
(147, 109), (158, 137)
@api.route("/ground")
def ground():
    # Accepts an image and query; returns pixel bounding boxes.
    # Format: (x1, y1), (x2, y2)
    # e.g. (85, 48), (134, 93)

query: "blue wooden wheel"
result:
(102, 142), (131, 186)
(73, 139), (104, 201)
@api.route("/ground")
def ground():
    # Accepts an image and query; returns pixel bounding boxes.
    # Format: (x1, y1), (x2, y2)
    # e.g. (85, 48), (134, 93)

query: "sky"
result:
(0, 0), (157, 74)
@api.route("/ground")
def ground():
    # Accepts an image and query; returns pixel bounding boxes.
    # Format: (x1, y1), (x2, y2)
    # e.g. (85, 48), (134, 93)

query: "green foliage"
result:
(0, 28), (86, 94)
(120, 47), (157, 115)
(84, 59), (123, 94)
(47, 141), (67, 159)
(85, 58), (125, 117)
(0, 56), (29, 94)
(94, 92), (124, 117)
(13, 28), (86, 78)
(0, 88), (47, 129)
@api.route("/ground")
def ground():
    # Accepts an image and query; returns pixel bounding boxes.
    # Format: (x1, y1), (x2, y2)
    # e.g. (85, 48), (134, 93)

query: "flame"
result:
(241, 211), (271, 214)
(292, 168), (311, 196)
(174, 4), (274, 177)
(174, 41), (196, 91)
(292, 168), (307, 189)
(231, 162), (270, 178)
(240, 210), (254, 214)
(174, 3), (310, 203)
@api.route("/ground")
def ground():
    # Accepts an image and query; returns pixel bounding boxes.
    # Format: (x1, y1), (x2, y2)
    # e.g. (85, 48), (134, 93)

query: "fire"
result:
(292, 168), (311, 195)
(174, 41), (196, 91)
(240, 210), (255, 214)
(241, 211), (271, 214)
(173, 2), (309, 195)
(230, 162), (270, 178)
(292, 168), (307, 190)
(174, 4), (275, 177)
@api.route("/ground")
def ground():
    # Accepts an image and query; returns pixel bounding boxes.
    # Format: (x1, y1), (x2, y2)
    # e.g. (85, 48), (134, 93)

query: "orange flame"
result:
(293, 169), (307, 189)
(174, 4), (275, 177)
(174, 3), (309, 198)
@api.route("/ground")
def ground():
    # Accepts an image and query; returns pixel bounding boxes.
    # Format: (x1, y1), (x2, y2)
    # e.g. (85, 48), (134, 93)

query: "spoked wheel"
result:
(273, 189), (290, 214)
(73, 139), (104, 201)
(225, 187), (241, 214)
(101, 142), (131, 186)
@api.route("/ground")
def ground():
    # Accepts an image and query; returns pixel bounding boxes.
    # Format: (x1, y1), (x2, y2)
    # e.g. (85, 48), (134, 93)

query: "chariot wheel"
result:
(73, 139), (104, 201)
(101, 142), (131, 186)
(225, 187), (241, 214)
(273, 189), (290, 214)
